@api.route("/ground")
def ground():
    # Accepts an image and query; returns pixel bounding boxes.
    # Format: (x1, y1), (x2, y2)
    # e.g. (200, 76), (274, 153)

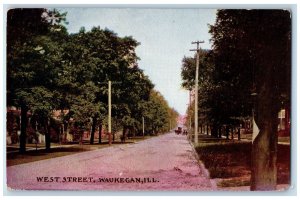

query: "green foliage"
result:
(7, 8), (71, 151)
(182, 10), (291, 134)
(7, 8), (178, 148)
(7, 8), (68, 113)
(60, 26), (155, 133)
(209, 9), (291, 116)
(142, 90), (178, 134)
(181, 50), (217, 127)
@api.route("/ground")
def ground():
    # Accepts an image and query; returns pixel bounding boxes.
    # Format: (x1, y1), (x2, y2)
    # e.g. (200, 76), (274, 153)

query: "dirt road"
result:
(7, 132), (216, 191)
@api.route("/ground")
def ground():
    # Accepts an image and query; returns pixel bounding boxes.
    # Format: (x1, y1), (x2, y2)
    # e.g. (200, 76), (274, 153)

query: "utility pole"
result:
(190, 40), (204, 144)
(99, 80), (121, 146)
(108, 80), (112, 145)
(189, 90), (192, 130)
(142, 116), (145, 138)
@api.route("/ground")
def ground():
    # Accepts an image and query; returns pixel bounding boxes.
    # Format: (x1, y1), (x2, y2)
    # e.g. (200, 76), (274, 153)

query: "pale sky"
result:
(59, 8), (217, 115)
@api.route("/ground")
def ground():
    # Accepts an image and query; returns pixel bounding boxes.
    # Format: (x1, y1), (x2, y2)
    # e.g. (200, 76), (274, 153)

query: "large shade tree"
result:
(142, 90), (178, 134)
(209, 9), (291, 190)
(7, 8), (68, 152)
(181, 50), (223, 136)
(7, 8), (179, 153)
(62, 26), (155, 144)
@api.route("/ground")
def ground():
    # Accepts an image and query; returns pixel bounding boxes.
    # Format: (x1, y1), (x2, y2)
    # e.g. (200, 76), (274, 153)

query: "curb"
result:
(187, 137), (218, 190)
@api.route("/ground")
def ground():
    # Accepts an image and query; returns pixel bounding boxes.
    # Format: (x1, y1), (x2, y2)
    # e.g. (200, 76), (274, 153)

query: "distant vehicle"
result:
(175, 127), (182, 134)
(183, 130), (188, 135)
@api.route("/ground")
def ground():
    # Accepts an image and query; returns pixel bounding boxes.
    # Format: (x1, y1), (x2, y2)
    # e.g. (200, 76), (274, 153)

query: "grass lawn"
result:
(194, 135), (290, 188)
(6, 136), (153, 167)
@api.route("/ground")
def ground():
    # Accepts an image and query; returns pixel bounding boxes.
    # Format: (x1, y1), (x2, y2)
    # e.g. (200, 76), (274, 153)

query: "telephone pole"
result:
(142, 116), (145, 138)
(190, 40), (204, 144)
(99, 81), (121, 145)
(189, 90), (192, 130)
(108, 81), (112, 145)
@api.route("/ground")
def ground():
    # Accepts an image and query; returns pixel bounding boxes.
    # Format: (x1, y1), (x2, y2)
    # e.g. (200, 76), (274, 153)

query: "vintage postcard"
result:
(5, 7), (292, 192)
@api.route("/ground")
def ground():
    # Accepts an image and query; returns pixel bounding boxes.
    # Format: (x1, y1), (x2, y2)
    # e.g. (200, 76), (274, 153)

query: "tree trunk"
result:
(207, 125), (209, 135)
(218, 127), (222, 138)
(122, 126), (128, 143)
(62, 123), (66, 143)
(250, 78), (279, 190)
(90, 117), (97, 144)
(250, 116), (278, 190)
(211, 124), (218, 138)
(45, 118), (51, 151)
(19, 105), (28, 153)
(59, 124), (63, 144)
(65, 122), (70, 142)
(226, 126), (229, 139)
(59, 109), (64, 144)
(98, 122), (102, 144)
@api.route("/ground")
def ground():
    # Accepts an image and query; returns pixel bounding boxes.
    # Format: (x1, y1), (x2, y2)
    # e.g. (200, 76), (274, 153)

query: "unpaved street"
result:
(7, 132), (216, 191)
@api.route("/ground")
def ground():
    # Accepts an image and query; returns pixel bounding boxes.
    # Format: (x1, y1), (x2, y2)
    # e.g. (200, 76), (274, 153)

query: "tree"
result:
(7, 9), (177, 152)
(209, 10), (291, 190)
(7, 8), (48, 153)
(116, 67), (153, 141)
(168, 107), (179, 131)
(181, 50), (221, 136)
(142, 90), (178, 135)
(60, 26), (154, 144)
(7, 8), (69, 152)
(58, 28), (103, 144)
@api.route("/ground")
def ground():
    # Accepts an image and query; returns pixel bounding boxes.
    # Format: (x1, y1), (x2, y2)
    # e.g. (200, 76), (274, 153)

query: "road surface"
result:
(7, 132), (216, 191)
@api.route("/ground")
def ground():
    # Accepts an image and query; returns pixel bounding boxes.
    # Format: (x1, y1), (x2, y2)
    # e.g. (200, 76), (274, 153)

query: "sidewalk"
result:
(239, 138), (290, 145)
(6, 143), (78, 154)
(216, 134), (291, 145)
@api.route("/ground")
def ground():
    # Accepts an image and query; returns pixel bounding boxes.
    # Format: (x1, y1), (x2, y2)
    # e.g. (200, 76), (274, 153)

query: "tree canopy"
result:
(7, 8), (178, 151)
